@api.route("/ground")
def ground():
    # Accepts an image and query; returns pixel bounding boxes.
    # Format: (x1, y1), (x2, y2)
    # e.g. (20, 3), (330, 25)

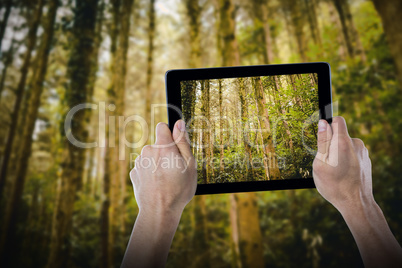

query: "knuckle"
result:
(318, 136), (331, 144)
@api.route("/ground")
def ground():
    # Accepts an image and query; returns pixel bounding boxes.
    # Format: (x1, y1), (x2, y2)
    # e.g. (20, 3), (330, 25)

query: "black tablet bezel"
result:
(165, 62), (332, 195)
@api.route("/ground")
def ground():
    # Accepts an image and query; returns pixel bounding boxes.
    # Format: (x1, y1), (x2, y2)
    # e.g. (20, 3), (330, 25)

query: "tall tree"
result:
(251, 0), (274, 64)
(185, 0), (202, 69)
(218, 79), (224, 172)
(0, 1), (59, 265)
(46, 1), (99, 267)
(217, 0), (265, 267)
(201, 80), (210, 183)
(304, 0), (322, 48)
(272, 76), (294, 150)
(332, 0), (366, 62)
(253, 77), (281, 180)
(238, 77), (254, 178)
(0, 0), (44, 198)
(100, 0), (134, 266)
(101, 0), (121, 266)
(181, 80), (197, 147)
(144, 0), (155, 138)
(184, 3), (211, 266)
(372, 0), (402, 87)
(287, 0), (307, 61)
(218, 0), (239, 67)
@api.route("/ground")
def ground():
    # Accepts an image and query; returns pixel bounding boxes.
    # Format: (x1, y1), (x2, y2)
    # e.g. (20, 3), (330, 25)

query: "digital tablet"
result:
(165, 62), (332, 195)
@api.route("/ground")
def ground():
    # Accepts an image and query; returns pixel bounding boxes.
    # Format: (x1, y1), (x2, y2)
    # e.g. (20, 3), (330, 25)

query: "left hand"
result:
(130, 120), (197, 215)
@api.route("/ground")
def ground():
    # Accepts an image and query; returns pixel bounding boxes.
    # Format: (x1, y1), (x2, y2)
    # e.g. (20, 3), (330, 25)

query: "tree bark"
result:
(192, 195), (211, 268)
(304, 0), (322, 48)
(273, 76), (294, 150)
(101, 0), (134, 265)
(372, 0), (402, 87)
(181, 80), (196, 146)
(101, 0), (120, 266)
(238, 77), (253, 180)
(236, 193), (265, 268)
(185, 0), (202, 69)
(0, 0), (43, 201)
(201, 80), (210, 183)
(218, 0), (240, 67)
(144, 0), (155, 137)
(0, 0), (12, 51)
(253, 77), (281, 180)
(288, 0), (307, 61)
(46, 1), (99, 267)
(328, 0), (346, 60)
(218, 79), (224, 172)
(251, 0), (274, 64)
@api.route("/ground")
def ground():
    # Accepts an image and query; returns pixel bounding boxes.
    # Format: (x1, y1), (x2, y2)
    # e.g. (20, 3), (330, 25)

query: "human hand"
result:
(312, 116), (373, 213)
(130, 120), (197, 215)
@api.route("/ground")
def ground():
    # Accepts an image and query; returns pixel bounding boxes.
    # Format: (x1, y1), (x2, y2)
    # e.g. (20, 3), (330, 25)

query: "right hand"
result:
(312, 116), (373, 213)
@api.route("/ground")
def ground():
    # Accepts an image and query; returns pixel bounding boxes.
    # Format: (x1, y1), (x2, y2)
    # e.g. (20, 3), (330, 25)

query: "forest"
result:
(0, 0), (401, 267)
(181, 74), (319, 184)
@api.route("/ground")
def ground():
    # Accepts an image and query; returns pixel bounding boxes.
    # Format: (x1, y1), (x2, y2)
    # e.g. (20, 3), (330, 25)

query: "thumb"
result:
(172, 120), (193, 159)
(316, 119), (333, 162)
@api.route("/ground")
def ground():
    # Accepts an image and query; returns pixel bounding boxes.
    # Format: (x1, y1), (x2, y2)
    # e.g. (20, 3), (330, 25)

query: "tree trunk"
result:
(0, 0), (43, 203)
(236, 193), (265, 268)
(342, 0), (366, 62)
(273, 76), (294, 150)
(144, 0), (155, 138)
(238, 77), (253, 180)
(102, 0), (134, 265)
(328, 0), (347, 60)
(253, 77), (281, 180)
(251, 0), (274, 64)
(288, 0), (307, 61)
(181, 80), (196, 145)
(218, 79), (224, 172)
(217, 1), (264, 266)
(115, 0), (134, 255)
(185, 0), (201, 68)
(192, 195), (211, 268)
(0, 0), (12, 51)
(218, 0), (240, 67)
(46, 1), (99, 267)
(332, 0), (366, 61)
(101, 0), (120, 266)
(372, 0), (402, 87)
(201, 80), (210, 183)
(304, 0), (322, 48)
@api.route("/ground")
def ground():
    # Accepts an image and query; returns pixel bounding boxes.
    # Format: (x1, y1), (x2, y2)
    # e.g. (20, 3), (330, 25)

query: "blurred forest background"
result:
(181, 74), (319, 184)
(0, 0), (401, 267)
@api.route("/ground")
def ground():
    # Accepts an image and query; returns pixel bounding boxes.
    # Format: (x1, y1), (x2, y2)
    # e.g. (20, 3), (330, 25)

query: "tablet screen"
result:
(180, 73), (319, 184)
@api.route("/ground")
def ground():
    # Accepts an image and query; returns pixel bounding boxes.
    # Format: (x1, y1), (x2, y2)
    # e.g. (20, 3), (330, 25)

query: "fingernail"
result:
(178, 120), (186, 131)
(318, 120), (327, 132)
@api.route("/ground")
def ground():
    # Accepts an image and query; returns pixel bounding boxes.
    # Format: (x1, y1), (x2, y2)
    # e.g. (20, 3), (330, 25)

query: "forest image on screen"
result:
(181, 74), (319, 184)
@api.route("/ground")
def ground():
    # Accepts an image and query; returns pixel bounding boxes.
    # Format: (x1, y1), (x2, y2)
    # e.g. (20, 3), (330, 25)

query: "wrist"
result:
(337, 193), (378, 224)
(137, 206), (183, 231)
